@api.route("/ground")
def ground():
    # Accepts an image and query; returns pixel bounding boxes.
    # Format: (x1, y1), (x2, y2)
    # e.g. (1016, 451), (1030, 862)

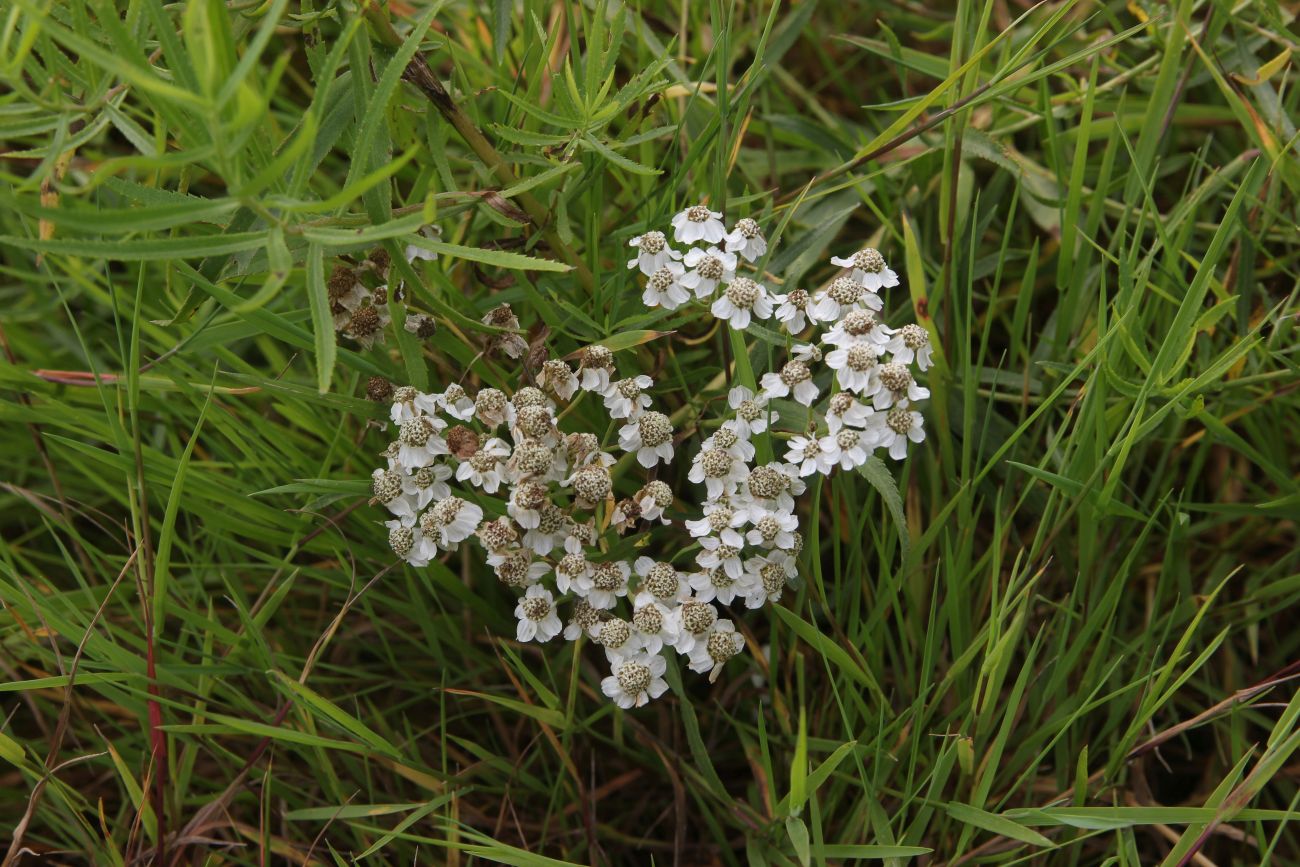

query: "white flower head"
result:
(537, 359), (579, 401)
(489, 547), (550, 588)
(631, 599), (679, 654)
(387, 519), (434, 567)
(603, 375), (654, 420)
(635, 480), (675, 523)
(728, 386), (777, 438)
(686, 619), (745, 682)
(671, 204), (726, 246)
(633, 556), (689, 606)
(826, 343), (882, 395)
(830, 247), (900, 292)
(872, 362), (931, 410)
(741, 552), (798, 608)
(618, 411), (675, 468)
(574, 560), (631, 610)
(421, 496), (483, 549)
(760, 359), (819, 406)
(372, 468), (417, 524)
(400, 463), (453, 510)
(628, 230), (681, 275)
(515, 584), (563, 643)
(680, 246), (737, 299)
(642, 261), (691, 310)
(601, 650), (669, 708)
(454, 437), (510, 493)
(870, 405), (926, 460)
(405, 225), (440, 263)
(671, 599), (719, 654)
(435, 384), (477, 421)
(395, 416), (450, 470)
(724, 217), (767, 263)
(564, 598), (602, 641)
(825, 309), (891, 350)
(812, 275), (882, 322)
(885, 323), (935, 370)
(825, 391), (874, 433)
(577, 344), (616, 394)
(695, 535), (744, 581)
(785, 434), (835, 477)
(688, 446), (747, 501)
(689, 565), (744, 606)
(743, 506), (800, 549)
(824, 427), (871, 471)
(710, 276), (774, 330)
(773, 288), (822, 335)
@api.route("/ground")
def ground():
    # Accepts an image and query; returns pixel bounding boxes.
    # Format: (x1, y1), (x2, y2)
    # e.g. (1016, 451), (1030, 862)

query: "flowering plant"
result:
(367, 205), (931, 708)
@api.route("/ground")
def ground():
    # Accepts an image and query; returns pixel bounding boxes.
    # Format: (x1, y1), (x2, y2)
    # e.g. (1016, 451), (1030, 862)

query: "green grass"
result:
(2, 0), (1299, 864)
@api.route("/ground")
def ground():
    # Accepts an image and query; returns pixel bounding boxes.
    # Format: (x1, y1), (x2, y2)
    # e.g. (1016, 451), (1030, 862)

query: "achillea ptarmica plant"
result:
(366, 204), (930, 708)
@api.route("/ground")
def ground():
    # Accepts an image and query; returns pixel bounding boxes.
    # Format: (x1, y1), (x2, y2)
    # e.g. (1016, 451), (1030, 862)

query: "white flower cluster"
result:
(365, 206), (932, 712)
(630, 205), (932, 462)
(369, 348), (749, 709)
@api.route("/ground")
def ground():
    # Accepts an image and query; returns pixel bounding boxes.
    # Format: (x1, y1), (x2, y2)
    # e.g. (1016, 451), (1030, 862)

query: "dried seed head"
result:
(366, 376), (394, 402)
(405, 313), (437, 339)
(445, 425), (480, 458)
(372, 286), (388, 306)
(327, 264), (357, 300)
(349, 306), (381, 336)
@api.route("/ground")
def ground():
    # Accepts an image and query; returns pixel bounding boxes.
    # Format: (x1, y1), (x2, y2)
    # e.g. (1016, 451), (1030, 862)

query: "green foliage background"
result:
(2, 0), (1299, 864)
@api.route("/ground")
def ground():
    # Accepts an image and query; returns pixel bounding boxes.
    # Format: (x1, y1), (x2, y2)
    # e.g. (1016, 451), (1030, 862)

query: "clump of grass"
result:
(1, 0), (1298, 864)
